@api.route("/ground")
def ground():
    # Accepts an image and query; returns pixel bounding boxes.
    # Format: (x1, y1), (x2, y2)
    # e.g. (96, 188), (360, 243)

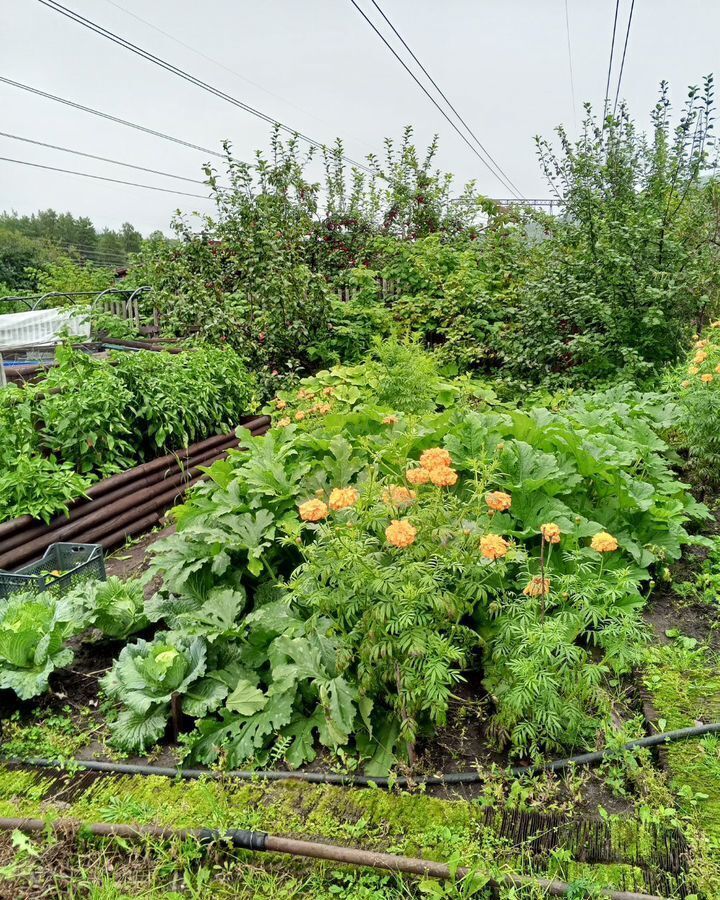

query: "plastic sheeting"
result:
(0, 307), (90, 350)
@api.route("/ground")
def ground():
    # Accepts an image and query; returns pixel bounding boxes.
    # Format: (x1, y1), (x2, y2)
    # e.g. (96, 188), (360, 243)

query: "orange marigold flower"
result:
(681, 380), (691, 389)
(323, 386), (335, 396)
(480, 534), (509, 560)
(716, 365), (720, 374)
(299, 499), (328, 522)
(406, 467), (431, 485)
(385, 519), (417, 548)
(712, 320), (720, 329)
(695, 339), (709, 349)
(523, 576), (551, 597)
(382, 415), (398, 425)
(540, 522), (561, 544)
(429, 466), (459, 487)
(328, 487), (359, 511)
(274, 398), (287, 410)
(294, 411), (306, 421)
(383, 485), (416, 506)
(419, 447), (452, 470)
(297, 388), (309, 400)
(689, 366), (700, 375)
(591, 531), (618, 553)
(694, 350), (708, 364)
(701, 373), (714, 384)
(276, 417), (291, 427)
(486, 491), (512, 512)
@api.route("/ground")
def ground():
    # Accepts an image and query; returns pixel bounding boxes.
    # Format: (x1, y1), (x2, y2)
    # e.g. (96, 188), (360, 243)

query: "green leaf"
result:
(226, 678), (268, 716)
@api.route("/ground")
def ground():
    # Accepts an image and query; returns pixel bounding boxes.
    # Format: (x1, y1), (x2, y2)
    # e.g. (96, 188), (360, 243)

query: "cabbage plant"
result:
(66, 576), (148, 640)
(101, 636), (229, 751)
(0, 591), (78, 699)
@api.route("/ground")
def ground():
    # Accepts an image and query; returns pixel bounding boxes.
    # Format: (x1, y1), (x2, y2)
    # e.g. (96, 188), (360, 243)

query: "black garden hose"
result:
(7, 721), (720, 788)
(0, 816), (664, 900)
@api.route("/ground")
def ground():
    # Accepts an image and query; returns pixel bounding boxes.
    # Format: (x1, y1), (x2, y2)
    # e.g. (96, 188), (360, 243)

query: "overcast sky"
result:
(1, 0), (718, 235)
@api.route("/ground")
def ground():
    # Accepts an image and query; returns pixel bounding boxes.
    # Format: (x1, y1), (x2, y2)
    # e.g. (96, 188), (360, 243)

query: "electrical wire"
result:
(0, 156), (210, 199)
(362, 0), (524, 198)
(0, 131), (210, 185)
(603, 0), (621, 120)
(0, 75), (225, 160)
(563, 0), (577, 128)
(99, 0), (375, 155)
(347, 0), (522, 198)
(35, 0), (374, 175)
(612, 0), (636, 119)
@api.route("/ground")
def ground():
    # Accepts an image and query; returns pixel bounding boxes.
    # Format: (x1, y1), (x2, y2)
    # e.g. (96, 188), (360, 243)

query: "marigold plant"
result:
(299, 499), (329, 522)
(328, 487), (359, 511)
(406, 467), (431, 485)
(480, 534), (509, 560)
(486, 491), (512, 512)
(540, 522), (561, 544)
(429, 466), (458, 487)
(385, 519), (417, 548)
(419, 447), (452, 469)
(382, 485), (416, 506)
(590, 531), (618, 553)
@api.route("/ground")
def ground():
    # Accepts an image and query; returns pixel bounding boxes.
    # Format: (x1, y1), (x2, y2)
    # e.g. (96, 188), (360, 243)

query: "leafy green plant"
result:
(65, 576), (148, 640)
(0, 592), (79, 699)
(671, 324), (720, 485)
(101, 636), (228, 751)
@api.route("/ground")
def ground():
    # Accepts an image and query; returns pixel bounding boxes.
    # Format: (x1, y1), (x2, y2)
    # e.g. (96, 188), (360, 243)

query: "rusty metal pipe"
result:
(0, 418), (268, 542)
(0, 818), (662, 900)
(0, 438), (241, 557)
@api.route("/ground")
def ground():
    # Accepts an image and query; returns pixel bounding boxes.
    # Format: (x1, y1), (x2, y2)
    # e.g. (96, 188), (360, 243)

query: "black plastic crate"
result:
(0, 543), (105, 600)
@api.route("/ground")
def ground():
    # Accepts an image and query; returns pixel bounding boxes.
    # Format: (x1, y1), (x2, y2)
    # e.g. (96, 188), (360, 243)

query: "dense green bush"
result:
(135, 376), (703, 767)
(0, 344), (257, 524)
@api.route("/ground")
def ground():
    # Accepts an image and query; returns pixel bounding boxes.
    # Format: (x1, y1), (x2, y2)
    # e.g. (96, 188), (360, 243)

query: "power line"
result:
(347, 0), (521, 199)
(603, 0), (621, 120)
(0, 75), (225, 160)
(0, 156), (211, 199)
(99, 0), (375, 155)
(35, 0), (374, 175)
(361, 0), (524, 198)
(0, 131), (210, 185)
(563, 0), (577, 129)
(612, 0), (636, 119)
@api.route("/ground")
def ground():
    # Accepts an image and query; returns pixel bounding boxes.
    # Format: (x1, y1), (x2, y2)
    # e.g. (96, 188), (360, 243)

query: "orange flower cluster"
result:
(480, 534), (509, 560)
(299, 499), (329, 522)
(688, 365), (700, 375)
(429, 466), (458, 487)
(383, 485), (416, 507)
(486, 491), (512, 512)
(420, 447), (452, 470)
(523, 576), (551, 597)
(404, 447), (459, 490)
(540, 522), (561, 544)
(329, 487), (359, 511)
(590, 531), (618, 553)
(385, 519), (417, 548)
(701, 373), (714, 384)
(406, 467), (431, 485)
(277, 417), (291, 427)
(274, 398), (287, 410)
(694, 350), (708, 364)
(382, 415), (398, 425)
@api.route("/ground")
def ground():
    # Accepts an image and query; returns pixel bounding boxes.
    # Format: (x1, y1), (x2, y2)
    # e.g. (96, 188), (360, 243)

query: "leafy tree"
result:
(511, 77), (719, 383)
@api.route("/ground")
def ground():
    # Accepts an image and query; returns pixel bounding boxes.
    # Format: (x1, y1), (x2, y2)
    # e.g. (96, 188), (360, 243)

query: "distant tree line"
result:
(0, 209), (165, 294)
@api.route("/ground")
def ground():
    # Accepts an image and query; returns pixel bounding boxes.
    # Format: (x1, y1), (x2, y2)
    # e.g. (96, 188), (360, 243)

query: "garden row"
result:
(0, 342), (257, 524)
(2, 333), (716, 778)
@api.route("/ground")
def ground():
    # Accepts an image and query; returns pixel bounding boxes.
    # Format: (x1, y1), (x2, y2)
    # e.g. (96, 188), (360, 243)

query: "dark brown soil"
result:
(104, 523), (176, 598)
